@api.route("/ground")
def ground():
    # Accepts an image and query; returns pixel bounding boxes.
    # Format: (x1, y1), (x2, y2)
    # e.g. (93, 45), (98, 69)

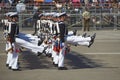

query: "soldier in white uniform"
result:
(2, 12), (12, 39)
(51, 12), (68, 70)
(4, 12), (15, 68)
(36, 16), (41, 34)
(2, 15), (8, 36)
(7, 12), (20, 71)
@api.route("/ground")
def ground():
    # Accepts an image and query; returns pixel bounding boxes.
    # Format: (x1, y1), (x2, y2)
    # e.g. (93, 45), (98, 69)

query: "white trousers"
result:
(45, 47), (52, 54)
(53, 51), (59, 65)
(58, 47), (65, 67)
(16, 38), (44, 54)
(52, 43), (66, 67)
(6, 52), (12, 65)
(9, 53), (18, 69)
(6, 41), (12, 65)
(66, 35), (91, 46)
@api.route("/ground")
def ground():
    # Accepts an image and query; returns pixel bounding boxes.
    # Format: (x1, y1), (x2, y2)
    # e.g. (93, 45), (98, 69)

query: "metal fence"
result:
(1, 13), (119, 31)
(0, 3), (120, 31)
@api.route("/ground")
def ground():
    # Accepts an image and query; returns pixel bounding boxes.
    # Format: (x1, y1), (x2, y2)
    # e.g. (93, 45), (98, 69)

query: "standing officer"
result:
(82, 7), (91, 31)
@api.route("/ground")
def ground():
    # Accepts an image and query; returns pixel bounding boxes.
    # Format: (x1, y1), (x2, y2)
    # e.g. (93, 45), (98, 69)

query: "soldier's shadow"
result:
(19, 51), (55, 70)
(19, 50), (102, 70)
(65, 51), (102, 69)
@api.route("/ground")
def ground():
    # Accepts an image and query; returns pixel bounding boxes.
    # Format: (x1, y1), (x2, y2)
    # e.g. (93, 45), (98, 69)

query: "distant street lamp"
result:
(16, 1), (26, 31)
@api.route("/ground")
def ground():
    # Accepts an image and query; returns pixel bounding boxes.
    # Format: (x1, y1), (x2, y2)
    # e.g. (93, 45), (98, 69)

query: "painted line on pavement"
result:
(84, 53), (120, 54)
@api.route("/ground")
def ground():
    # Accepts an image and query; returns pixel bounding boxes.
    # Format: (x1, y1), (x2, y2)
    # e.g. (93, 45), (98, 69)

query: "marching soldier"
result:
(5, 12), (20, 71)
(2, 15), (8, 36)
(52, 12), (68, 70)
(2, 12), (12, 39)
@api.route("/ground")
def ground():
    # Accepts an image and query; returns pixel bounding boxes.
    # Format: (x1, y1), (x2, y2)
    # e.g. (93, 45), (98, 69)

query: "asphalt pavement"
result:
(0, 30), (120, 80)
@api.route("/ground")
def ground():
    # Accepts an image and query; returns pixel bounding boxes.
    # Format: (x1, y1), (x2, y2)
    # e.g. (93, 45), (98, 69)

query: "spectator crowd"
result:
(0, 0), (119, 9)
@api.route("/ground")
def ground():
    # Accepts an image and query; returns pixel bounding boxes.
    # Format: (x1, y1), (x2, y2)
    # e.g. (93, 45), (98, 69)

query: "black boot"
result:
(8, 66), (11, 69)
(53, 62), (58, 67)
(82, 33), (87, 37)
(6, 64), (9, 67)
(88, 33), (96, 48)
(37, 52), (42, 56)
(12, 68), (21, 71)
(58, 67), (68, 70)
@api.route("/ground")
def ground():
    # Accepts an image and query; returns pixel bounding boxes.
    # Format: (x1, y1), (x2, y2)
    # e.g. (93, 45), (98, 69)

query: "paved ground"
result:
(0, 30), (120, 80)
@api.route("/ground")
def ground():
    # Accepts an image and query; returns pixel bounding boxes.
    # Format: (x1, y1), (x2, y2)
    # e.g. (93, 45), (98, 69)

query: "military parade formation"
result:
(1, 9), (96, 71)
